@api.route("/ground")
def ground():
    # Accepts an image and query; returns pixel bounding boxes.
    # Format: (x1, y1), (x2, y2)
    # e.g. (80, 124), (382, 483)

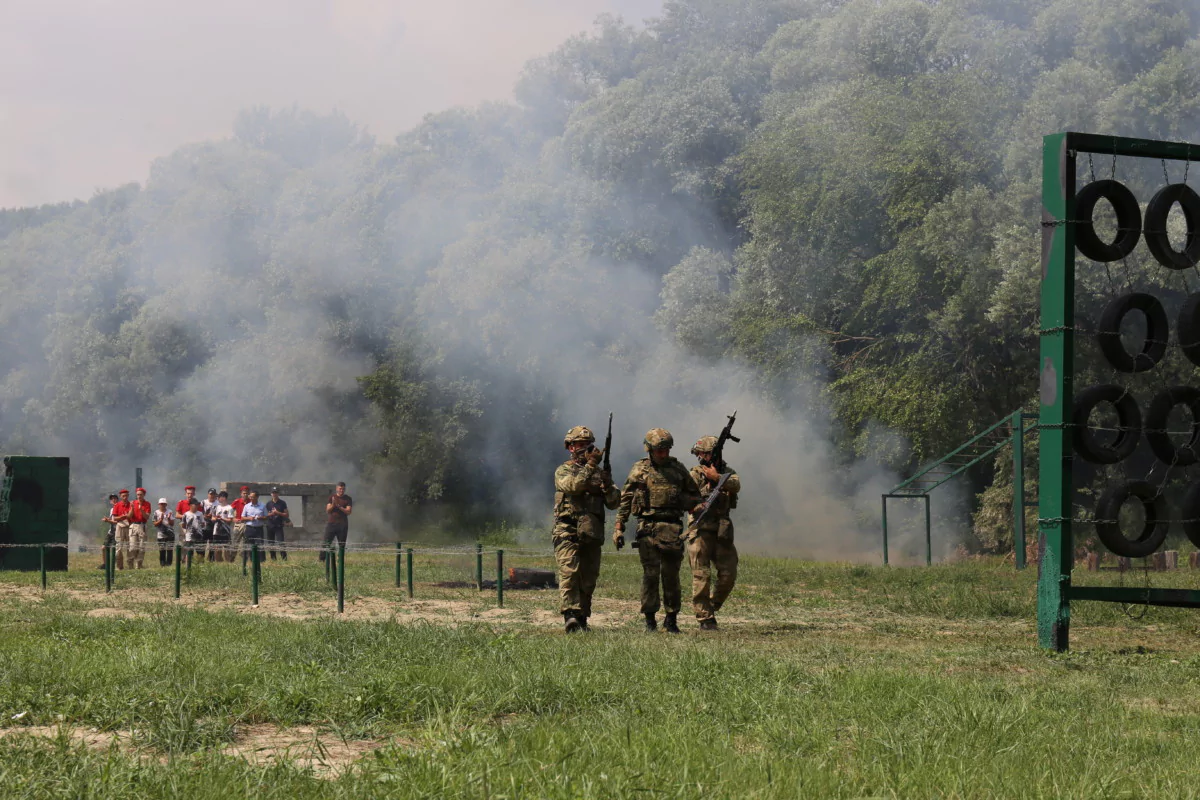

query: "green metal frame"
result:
(1038, 132), (1200, 652)
(882, 410), (1036, 567)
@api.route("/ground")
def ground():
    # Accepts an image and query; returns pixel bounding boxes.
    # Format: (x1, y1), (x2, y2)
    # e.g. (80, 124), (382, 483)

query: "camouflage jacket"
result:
(615, 456), (701, 527)
(553, 459), (620, 539)
(689, 464), (740, 528)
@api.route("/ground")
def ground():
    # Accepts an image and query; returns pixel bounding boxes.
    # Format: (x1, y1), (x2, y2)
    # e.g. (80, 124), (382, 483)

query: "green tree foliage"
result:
(4, 0), (1200, 542)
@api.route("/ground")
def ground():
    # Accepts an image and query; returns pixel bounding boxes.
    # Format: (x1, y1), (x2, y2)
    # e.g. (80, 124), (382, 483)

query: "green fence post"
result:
(325, 545), (332, 584)
(105, 545), (112, 593)
(400, 542), (410, 592)
(329, 543), (338, 589)
(881, 496), (889, 566)
(337, 543), (346, 614)
(406, 548), (414, 599)
(1012, 410), (1027, 571)
(251, 543), (259, 605)
(497, 549), (504, 608)
(924, 495), (932, 567)
(476, 542), (483, 590)
(174, 544), (182, 598)
(39, 545), (46, 590)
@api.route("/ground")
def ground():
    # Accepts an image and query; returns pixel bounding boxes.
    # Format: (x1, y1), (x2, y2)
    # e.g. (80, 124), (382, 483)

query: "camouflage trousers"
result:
(554, 535), (602, 617)
(637, 521), (685, 615)
(686, 521), (738, 621)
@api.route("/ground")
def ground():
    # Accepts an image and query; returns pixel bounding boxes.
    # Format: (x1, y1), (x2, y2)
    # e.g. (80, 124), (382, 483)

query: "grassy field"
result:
(3, 548), (1200, 798)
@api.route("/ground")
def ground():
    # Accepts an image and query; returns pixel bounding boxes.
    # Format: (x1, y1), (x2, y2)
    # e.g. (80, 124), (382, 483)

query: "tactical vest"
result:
(632, 459), (690, 520)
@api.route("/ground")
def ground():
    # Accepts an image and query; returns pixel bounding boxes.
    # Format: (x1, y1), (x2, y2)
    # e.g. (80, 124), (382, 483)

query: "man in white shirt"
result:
(211, 492), (235, 563)
(201, 488), (220, 562)
(182, 498), (206, 561)
(240, 491), (268, 570)
(153, 498), (175, 567)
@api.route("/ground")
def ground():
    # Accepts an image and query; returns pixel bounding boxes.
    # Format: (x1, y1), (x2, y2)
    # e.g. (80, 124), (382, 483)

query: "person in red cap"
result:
(128, 488), (152, 568)
(175, 487), (197, 560)
(231, 486), (250, 562)
(111, 490), (132, 570)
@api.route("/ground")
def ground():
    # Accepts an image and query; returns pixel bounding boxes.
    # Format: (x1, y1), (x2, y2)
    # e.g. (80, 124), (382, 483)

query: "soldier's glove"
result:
(585, 447), (603, 467)
(613, 524), (625, 550)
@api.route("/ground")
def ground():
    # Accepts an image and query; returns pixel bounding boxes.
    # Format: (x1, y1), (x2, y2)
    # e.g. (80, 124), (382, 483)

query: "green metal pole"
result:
(924, 495), (932, 567)
(325, 545), (332, 584)
(1037, 132), (1075, 652)
(476, 542), (484, 590)
(105, 545), (112, 593)
(174, 544), (182, 598)
(881, 497), (889, 566)
(406, 548), (414, 599)
(329, 543), (338, 589)
(337, 543), (345, 614)
(1012, 410), (1027, 571)
(39, 545), (46, 590)
(395, 542), (402, 588)
(251, 543), (259, 605)
(497, 549), (504, 608)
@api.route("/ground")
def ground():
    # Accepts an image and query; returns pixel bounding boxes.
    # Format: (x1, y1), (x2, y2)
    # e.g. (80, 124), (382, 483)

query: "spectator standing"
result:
(97, 493), (118, 570)
(111, 489), (132, 570)
(231, 486), (250, 561)
(153, 498), (175, 567)
(320, 482), (352, 563)
(212, 491), (235, 562)
(202, 488), (219, 562)
(128, 488), (152, 569)
(240, 491), (267, 569)
(264, 488), (289, 561)
(182, 498), (206, 559)
(175, 486), (197, 531)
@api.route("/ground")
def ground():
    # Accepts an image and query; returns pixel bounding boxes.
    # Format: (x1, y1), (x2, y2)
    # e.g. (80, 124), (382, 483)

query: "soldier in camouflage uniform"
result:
(553, 426), (620, 633)
(687, 436), (741, 630)
(614, 428), (702, 633)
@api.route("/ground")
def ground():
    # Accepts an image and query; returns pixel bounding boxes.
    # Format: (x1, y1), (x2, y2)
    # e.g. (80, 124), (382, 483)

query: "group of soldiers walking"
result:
(552, 424), (739, 633)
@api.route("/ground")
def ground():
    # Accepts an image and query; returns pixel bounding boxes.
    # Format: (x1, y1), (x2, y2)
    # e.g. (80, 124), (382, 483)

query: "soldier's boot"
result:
(644, 613), (658, 632)
(564, 613), (581, 633)
(699, 618), (718, 631)
(578, 615), (590, 631)
(664, 612), (681, 634)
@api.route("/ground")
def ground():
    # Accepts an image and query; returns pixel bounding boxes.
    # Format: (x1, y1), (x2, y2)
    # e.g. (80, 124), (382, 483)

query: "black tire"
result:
(1181, 481), (1200, 549)
(1075, 179), (1141, 262)
(1178, 293), (1200, 366)
(1144, 183), (1200, 270)
(1145, 386), (1200, 466)
(1072, 384), (1142, 464)
(1095, 481), (1168, 558)
(1096, 292), (1169, 372)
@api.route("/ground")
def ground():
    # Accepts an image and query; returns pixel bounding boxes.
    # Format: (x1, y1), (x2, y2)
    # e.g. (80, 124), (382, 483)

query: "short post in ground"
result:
(497, 549), (504, 608)
(395, 541), (402, 588)
(174, 544), (182, 598)
(476, 542), (483, 590)
(406, 547), (414, 599)
(337, 543), (346, 614)
(251, 543), (259, 605)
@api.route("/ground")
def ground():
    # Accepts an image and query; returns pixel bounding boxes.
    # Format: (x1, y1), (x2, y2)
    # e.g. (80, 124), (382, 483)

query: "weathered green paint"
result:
(476, 542), (484, 589)
(497, 549), (505, 608)
(1038, 132), (1074, 652)
(406, 548), (414, 599)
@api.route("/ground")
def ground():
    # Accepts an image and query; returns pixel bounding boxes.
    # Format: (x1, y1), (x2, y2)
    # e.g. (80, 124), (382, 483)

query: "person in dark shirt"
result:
(264, 487), (289, 561)
(319, 482), (352, 563)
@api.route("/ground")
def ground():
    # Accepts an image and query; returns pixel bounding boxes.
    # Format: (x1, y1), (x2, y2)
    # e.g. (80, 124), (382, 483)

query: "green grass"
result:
(3, 553), (1200, 797)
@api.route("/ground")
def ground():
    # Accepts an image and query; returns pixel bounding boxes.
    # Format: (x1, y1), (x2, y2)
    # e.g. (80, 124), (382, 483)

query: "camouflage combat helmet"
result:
(564, 426), (596, 447)
(691, 435), (719, 456)
(643, 428), (674, 451)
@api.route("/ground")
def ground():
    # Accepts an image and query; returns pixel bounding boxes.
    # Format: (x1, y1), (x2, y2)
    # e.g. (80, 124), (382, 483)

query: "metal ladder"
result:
(881, 410), (1037, 568)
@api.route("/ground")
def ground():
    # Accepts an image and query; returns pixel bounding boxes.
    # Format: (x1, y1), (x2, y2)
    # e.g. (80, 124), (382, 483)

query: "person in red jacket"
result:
(128, 487), (152, 569)
(231, 486), (250, 562)
(111, 489), (132, 570)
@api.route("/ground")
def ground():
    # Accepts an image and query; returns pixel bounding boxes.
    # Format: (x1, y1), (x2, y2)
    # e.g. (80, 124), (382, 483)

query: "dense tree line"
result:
(4, 0), (1200, 548)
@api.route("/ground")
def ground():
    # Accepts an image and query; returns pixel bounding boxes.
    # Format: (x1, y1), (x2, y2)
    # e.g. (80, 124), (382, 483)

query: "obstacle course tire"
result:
(1097, 292), (1169, 372)
(1095, 481), (1168, 558)
(1144, 183), (1200, 270)
(1075, 179), (1141, 262)
(1179, 293), (1200, 366)
(1145, 386), (1200, 466)
(1072, 384), (1141, 464)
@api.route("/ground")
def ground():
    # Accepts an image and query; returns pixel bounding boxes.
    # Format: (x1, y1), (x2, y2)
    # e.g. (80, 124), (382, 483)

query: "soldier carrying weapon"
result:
(687, 412), (741, 630)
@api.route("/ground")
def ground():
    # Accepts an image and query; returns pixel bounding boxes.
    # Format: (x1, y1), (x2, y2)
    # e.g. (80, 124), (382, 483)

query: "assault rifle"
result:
(603, 412), (613, 474)
(692, 411), (740, 527)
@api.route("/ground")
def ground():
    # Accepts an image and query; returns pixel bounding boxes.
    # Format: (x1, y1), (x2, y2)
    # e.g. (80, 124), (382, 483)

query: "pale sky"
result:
(1, 0), (663, 209)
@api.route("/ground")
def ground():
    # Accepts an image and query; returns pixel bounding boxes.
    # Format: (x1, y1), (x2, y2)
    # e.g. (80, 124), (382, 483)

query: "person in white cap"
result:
(153, 498), (176, 567)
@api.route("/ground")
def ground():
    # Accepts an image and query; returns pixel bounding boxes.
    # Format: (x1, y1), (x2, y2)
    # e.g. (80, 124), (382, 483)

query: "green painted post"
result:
(324, 546), (332, 584)
(105, 545), (112, 593)
(476, 542), (484, 589)
(923, 495), (932, 567)
(1012, 411), (1027, 571)
(329, 543), (338, 589)
(1037, 132), (1075, 652)
(881, 497), (889, 566)
(39, 545), (46, 590)
(251, 544), (260, 605)
(174, 544), (182, 598)
(406, 548), (414, 599)
(497, 549), (504, 608)
(395, 542), (402, 588)
(337, 543), (346, 614)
